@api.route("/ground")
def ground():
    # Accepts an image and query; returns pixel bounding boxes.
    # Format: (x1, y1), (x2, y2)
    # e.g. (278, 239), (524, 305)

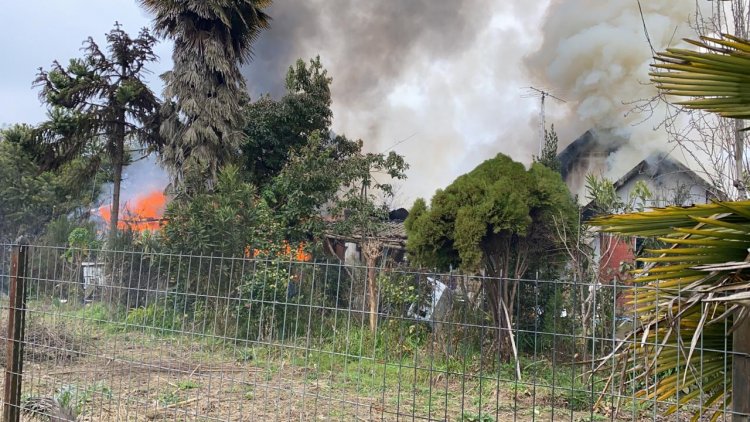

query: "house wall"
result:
(615, 172), (709, 208)
(598, 234), (635, 283)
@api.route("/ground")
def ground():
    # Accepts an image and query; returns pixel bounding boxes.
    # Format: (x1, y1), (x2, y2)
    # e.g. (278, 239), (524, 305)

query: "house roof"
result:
(611, 152), (712, 193)
(557, 129), (628, 182)
(581, 152), (716, 220)
(324, 221), (407, 249)
(323, 210), (408, 250)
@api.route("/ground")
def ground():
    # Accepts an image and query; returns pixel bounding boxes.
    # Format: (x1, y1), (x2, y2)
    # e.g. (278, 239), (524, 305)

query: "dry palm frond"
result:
(591, 201), (750, 421)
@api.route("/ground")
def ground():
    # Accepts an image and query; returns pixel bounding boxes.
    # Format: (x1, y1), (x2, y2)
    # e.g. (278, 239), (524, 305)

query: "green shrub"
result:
(235, 261), (302, 341)
(124, 302), (183, 333)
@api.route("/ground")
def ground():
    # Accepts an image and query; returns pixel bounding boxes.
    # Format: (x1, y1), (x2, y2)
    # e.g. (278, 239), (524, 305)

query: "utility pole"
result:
(523, 87), (566, 156)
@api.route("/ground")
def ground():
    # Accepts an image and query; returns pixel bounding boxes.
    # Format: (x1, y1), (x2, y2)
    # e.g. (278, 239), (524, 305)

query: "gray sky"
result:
(0, 1), (696, 205)
(0, 1), (172, 126)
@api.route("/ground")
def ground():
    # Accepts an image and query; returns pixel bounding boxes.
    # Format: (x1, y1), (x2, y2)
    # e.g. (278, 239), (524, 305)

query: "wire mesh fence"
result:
(0, 242), (741, 421)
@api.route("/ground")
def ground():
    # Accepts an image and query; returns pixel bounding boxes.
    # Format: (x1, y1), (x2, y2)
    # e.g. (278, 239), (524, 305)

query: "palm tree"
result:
(591, 34), (750, 421)
(139, 0), (271, 193)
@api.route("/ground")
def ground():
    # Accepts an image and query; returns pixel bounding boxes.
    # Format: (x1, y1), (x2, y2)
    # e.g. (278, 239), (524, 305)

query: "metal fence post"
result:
(734, 313), (750, 421)
(3, 238), (29, 422)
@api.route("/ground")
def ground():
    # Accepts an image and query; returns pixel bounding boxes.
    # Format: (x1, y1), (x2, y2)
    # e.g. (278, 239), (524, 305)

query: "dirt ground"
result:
(0, 309), (702, 421)
(2, 329), (600, 422)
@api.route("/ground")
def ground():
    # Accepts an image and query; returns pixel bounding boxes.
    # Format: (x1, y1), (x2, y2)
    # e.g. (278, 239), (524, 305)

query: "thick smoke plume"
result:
(243, 2), (550, 203)
(525, 0), (705, 195)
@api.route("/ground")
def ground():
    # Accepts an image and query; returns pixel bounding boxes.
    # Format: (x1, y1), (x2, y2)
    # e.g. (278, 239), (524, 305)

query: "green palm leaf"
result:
(650, 34), (750, 119)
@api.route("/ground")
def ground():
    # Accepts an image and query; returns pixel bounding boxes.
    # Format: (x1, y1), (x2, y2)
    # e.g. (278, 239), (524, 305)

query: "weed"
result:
(461, 411), (496, 422)
(55, 381), (112, 416)
(176, 380), (200, 390)
(157, 391), (180, 406)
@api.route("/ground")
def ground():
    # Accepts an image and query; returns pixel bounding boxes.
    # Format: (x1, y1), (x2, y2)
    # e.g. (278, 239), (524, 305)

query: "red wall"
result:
(599, 234), (635, 282)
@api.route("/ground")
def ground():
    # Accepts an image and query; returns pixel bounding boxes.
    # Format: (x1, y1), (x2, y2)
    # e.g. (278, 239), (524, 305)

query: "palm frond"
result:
(650, 34), (750, 119)
(591, 201), (750, 420)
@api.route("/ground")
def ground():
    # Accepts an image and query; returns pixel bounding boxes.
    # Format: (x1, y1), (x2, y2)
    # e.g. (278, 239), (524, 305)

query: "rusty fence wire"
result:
(0, 243), (741, 421)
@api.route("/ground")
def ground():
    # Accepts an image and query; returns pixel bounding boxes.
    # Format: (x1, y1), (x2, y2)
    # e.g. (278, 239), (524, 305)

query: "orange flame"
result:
(99, 190), (167, 232)
(245, 241), (312, 262)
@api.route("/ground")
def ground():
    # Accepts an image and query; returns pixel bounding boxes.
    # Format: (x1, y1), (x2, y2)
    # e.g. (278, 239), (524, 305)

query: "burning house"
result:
(324, 208), (409, 265)
(558, 129), (716, 282)
(559, 129), (715, 208)
(97, 190), (168, 233)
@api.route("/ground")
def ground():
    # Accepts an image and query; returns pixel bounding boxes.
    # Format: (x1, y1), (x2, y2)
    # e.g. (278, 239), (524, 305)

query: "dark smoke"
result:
(245, 1), (487, 100)
(241, 2), (546, 203)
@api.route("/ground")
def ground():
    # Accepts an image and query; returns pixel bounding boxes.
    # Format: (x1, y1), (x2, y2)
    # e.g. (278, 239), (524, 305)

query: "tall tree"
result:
(242, 56), (332, 187)
(140, 0), (271, 192)
(533, 124), (560, 173)
(405, 153), (576, 361)
(34, 23), (162, 244)
(0, 125), (101, 243)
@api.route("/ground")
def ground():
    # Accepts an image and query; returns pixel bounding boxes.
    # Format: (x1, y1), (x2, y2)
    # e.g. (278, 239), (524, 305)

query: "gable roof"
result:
(611, 152), (712, 193)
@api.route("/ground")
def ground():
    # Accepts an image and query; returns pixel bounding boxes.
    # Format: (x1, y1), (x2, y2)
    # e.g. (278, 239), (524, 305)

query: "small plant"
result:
(176, 379), (200, 390)
(124, 302), (182, 333)
(55, 381), (112, 416)
(157, 391), (180, 406)
(461, 412), (495, 422)
(236, 261), (301, 341)
(236, 347), (254, 362)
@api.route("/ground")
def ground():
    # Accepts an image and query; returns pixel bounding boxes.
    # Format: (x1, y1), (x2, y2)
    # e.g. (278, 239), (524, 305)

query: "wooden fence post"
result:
(734, 312), (750, 421)
(3, 238), (29, 422)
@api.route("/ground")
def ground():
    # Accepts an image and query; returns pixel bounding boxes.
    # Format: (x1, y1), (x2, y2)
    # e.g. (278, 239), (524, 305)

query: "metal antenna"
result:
(522, 87), (566, 156)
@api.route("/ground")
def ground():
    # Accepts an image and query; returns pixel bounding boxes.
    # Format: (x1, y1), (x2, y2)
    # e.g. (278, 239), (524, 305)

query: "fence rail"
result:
(0, 242), (742, 421)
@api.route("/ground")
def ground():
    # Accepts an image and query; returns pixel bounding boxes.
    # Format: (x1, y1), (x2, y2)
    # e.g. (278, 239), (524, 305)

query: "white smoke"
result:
(525, 0), (708, 188)
(98, 153), (169, 209)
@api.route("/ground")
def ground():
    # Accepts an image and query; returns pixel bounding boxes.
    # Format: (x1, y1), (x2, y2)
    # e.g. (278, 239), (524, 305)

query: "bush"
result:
(124, 302), (183, 334)
(235, 261), (303, 341)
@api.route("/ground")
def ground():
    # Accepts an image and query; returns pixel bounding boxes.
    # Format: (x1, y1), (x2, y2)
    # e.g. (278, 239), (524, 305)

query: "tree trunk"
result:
(367, 259), (378, 332)
(484, 276), (516, 363)
(109, 144), (122, 246)
(109, 107), (126, 247)
(362, 241), (382, 333)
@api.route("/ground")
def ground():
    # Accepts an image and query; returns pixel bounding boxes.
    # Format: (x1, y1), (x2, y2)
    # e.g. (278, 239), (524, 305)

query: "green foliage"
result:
(406, 154), (576, 276)
(236, 261), (302, 341)
(243, 57), (409, 245)
(461, 412), (495, 422)
(243, 57), (333, 186)
(162, 165), (280, 257)
(34, 23), (161, 239)
(0, 126), (100, 242)
(406, 154), (576, 359)
(585, 175), (652, 215)
(378, 272), (430, 317)
(327, 143), (408, 239)
(63, 227), (100, 264)
(55, 381), (112, 416)
(124, 302), (182, 333)
(534, 125), (561, 173)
